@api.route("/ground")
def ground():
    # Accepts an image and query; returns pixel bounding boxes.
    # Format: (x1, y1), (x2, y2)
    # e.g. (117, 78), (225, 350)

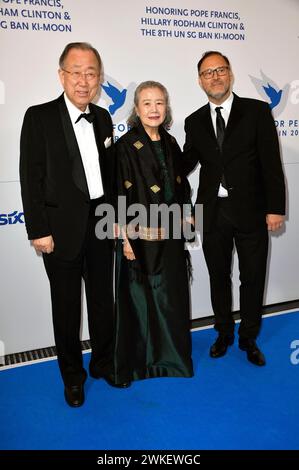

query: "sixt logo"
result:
(250, 71), (290, 115)
(100, 75), (136, 121)
(0, 211), (24, 226)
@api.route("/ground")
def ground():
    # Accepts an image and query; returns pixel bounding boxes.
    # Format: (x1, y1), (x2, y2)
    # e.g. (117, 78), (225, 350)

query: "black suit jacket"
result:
(183, 93), (285, 232)
(20, 94), (114, 260)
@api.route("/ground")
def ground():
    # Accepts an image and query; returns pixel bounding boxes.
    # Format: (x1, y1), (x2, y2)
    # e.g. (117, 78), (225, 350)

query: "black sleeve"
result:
(19, 107), (51, 240)
(182, 116), (200, 176)
(256, 102), (286, 215)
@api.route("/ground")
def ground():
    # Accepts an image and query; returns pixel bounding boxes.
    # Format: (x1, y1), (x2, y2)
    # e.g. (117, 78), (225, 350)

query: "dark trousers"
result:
(202, 199), (268, 339)
(43, 205), (114, 386)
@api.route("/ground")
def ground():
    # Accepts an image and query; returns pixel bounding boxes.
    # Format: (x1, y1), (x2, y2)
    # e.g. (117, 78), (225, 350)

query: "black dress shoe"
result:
(103, 376), (131, 389)
(239, 338), (266, 366)
(90, 370), (131, 388)
(210, 334), (234, 358)
(64, 384), (85, 407)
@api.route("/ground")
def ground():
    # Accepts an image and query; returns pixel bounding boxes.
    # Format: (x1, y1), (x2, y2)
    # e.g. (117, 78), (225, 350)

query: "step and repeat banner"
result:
(1, 0), (298, 354)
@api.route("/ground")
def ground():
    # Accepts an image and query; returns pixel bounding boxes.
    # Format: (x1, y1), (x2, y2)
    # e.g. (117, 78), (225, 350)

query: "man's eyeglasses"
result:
(200, 66), (230, 80)
(62, 69), (99, 82)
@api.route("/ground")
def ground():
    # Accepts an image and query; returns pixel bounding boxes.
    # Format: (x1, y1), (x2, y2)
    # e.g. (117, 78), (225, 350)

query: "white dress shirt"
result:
(64, 93), (103, 199)
(209, 93), (234, 197)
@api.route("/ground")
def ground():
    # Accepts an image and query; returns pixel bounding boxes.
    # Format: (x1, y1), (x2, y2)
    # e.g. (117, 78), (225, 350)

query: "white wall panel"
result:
(0, 0), (298, 353)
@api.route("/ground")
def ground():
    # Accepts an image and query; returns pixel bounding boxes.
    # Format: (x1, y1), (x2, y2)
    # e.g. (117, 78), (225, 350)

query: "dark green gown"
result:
(114, 124), (194, 383)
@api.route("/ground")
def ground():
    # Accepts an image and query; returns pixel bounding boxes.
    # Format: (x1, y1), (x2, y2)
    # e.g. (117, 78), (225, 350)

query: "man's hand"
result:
(266, 214), (285, 232)
(32, 235), (54, 254)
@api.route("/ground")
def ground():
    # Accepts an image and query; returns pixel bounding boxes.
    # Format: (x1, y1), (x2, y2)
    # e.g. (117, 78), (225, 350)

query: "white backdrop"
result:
(0, 0), (298, 355)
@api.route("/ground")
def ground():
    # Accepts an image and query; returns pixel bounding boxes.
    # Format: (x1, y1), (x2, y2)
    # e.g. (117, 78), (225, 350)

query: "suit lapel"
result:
(199, 95), (245, 145)
(58, 95), (90, 198)
(224, 93), (244, 142)
(200, 103), (216, 141)
(90, 103), (107, 185)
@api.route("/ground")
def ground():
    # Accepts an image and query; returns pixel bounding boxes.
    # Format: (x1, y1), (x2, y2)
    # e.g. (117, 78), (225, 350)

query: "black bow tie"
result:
(75, 112), (95, 124)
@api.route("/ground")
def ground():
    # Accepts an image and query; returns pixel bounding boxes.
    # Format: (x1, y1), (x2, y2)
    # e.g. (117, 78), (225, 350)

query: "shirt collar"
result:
(209, 93), (234, 114)
(63, 93), (90, 124)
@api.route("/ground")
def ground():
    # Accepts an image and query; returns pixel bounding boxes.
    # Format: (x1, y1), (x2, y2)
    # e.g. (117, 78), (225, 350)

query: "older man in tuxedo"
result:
(183, 51), (285, 366)
(20, 42), (129, 408)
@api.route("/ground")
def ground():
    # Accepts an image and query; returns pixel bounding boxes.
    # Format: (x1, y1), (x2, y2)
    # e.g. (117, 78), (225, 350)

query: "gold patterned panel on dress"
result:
(139, 226), (166, 241)
(150, 185), (161, 193)
(176, 176), (182, 184)
(126, 224), (165, 241)
(133, 140), (144, 150)
(124, 180), (132, 189)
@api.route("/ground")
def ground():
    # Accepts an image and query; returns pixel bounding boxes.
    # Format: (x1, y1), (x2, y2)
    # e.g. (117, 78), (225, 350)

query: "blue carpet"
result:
(1, 311), (298, 450)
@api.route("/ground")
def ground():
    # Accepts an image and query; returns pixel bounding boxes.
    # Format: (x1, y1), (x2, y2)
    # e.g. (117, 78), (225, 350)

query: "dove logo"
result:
(100, 75), (136, 122)
(262, 83), (282, 110)
(102, 81), (127, 116)
(249, 71), (289, 116)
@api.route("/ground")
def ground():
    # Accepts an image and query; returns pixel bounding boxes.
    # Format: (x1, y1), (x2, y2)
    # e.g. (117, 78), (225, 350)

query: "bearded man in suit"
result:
(183, 51), (285, 366)
(20, 42), (129, 407)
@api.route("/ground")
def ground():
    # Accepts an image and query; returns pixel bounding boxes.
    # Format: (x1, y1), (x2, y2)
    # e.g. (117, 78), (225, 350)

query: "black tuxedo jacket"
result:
(183, 93), (285, 232)
(20, 94), (114, 260)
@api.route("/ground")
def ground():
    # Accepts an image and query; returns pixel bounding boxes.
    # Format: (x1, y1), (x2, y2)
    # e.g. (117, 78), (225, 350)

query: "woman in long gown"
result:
(114, 81), (194, 385)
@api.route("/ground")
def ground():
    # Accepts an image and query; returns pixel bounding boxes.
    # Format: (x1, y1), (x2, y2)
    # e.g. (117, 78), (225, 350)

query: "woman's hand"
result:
(185, 216), (195, 226)
(123, 239), (136, 260)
